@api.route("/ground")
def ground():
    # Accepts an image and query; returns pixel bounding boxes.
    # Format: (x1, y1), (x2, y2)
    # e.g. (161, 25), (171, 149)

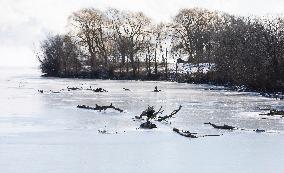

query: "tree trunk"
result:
(154, 46), (158, 75)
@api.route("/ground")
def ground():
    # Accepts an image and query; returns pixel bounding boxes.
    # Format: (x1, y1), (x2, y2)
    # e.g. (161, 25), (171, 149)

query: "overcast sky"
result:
(1, 0), (284, 67)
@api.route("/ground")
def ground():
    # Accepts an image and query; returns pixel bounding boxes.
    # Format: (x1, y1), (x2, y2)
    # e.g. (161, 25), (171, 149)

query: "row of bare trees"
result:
(68, 8), (159, 78)
(38, 8), (284, 92)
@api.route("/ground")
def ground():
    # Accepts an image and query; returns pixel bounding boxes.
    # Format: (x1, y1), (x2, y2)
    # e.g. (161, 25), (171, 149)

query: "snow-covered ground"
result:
(168, 63), (215, 74)
(0, 67), (284, 173)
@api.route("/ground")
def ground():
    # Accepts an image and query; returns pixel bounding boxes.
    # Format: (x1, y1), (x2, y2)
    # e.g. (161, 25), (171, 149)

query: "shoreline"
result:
(41, 73), (284, 100)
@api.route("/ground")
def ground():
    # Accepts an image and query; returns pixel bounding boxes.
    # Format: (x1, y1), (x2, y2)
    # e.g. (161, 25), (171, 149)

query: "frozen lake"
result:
(0, 67), (284, 173)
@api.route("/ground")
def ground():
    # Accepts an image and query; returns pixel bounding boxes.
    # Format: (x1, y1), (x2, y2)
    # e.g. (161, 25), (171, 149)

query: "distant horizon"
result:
(1, 0), (284, 67)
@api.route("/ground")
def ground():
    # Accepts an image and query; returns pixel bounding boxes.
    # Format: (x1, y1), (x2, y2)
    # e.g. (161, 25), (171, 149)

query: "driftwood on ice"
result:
(77, 103), (123, 113)
(157, 105), (182, 122)
(204, 122), (236, 130)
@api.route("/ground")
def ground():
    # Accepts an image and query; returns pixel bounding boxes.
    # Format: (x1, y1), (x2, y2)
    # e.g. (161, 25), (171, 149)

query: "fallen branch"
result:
(135, 106), (164, 129)
(123, 88), (131, 91)
(173, 128), (222, 138)
(77, 103), (123, 113)
(202, 134), (223, 137)
(158, 105), (182, 122)
(67, 86), (82, 91)
(140, 121), (157, 129)
(38, 89), (60, 94)
(173, 128), (198, 138)
(259, 109), (284, 116)
(153, 86), (161, 92)
(204, 122), (236, 130)
(253, 129), (265, 133)
(38, 90), (44, 93)
(51, 90), (60, 93)
(93, 88), (108, 92)
(136, 106), (164, 120)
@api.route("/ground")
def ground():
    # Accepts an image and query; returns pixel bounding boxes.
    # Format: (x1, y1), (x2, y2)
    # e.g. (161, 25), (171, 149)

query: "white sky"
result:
(0, 0), (284, 67)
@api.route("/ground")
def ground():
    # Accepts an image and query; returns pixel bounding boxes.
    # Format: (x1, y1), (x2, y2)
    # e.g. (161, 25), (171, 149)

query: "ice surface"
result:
(0, 67), (284, 173)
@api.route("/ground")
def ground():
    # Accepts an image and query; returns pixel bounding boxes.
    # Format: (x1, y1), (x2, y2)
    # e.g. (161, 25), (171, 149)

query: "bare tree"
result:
(38, 34), (81, 77)
(171, 8), (217, 66)
(110, 10), (152, 78)
(69, 8), (114, 76)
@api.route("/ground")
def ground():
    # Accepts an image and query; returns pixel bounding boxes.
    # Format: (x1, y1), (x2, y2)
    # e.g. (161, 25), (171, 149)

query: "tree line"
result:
(38, 8), (284, 92)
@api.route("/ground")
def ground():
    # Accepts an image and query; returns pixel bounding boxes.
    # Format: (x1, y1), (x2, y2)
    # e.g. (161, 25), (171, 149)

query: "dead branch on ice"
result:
(157, 105), (182, 122)
(77, 103), (123, 113)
